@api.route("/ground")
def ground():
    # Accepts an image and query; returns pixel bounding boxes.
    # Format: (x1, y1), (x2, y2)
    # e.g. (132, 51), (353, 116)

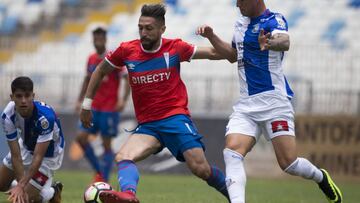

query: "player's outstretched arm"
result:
(258, 29), (290, 51)
(196, 25), (237, 63)
(192, 46), (225, 60)
(80, 60), (114, 128)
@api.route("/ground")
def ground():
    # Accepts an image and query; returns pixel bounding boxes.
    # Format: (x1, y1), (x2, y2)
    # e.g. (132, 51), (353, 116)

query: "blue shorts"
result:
(79, 110), (120, 137)
(133, 114), (205, 162)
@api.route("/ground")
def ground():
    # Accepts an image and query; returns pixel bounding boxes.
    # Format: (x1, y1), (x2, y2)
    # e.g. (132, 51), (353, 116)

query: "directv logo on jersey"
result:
(132, 72), (171, 84)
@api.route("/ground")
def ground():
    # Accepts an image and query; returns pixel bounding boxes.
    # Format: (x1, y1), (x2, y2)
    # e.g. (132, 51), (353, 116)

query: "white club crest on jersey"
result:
(163, 52), (169, 69)
(128, 63), (135, 70)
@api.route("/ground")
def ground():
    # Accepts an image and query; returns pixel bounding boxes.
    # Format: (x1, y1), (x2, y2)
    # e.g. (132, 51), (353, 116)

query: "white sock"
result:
(284, 157), (323, 183)
(224, 148), (246, 203)
(10, 180), (18, 189)
(41, 186), (55, 202)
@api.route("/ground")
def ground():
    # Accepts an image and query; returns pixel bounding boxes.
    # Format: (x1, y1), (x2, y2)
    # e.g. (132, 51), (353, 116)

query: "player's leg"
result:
(223, 134), (255, 203)
(76, 110), (103, 181)
(0, 164), (15, 191)
(223, 112), (259, 203)
(99, 132), (161, 203)
(156, 115), (228, 200)
(182, 148), (229, 200)
(101, 136), (114, 182)
(99, 111), (119, 182)
(267, 116), (342, 203)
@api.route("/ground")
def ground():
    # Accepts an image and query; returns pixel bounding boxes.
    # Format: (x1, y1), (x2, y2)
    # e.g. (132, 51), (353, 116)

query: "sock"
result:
(103, 150), (115, 181)
(83, 144), (101, 173)
(206, 166), (229, 200)
(117, 160), (139, 194)
(224, 148), (246, 203)
(40, 186), (55, 202)
(284, 157), (323, 183)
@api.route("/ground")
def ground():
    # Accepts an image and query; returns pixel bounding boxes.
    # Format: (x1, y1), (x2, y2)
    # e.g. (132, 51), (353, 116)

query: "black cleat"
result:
(49, 181), (63, 203)
(318, 169), (342, 203)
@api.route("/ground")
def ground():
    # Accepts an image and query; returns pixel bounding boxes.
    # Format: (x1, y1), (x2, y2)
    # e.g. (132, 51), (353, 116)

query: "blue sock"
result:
(206, 166), (229, 200)
(117, 160), (139, 194)
(83, 144), (101, 173)
(103, 150), (115, 181)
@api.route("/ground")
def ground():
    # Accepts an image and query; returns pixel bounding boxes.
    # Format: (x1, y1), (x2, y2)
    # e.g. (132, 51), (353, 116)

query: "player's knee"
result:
(76, 133), (88, 147)
(115, 151), (134, 162)
(278, 155), (297, 171)
(188, 162), (211, 180)
(224, 143), (249, 157)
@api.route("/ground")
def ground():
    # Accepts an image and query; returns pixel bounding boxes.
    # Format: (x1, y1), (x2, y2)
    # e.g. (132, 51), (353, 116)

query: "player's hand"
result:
(80, 109), (93, 129)
(258, 29), (271, 51)
(7, 185), (29, 203)
(196, 25), (214, 38)
(115, 99), (126, 112)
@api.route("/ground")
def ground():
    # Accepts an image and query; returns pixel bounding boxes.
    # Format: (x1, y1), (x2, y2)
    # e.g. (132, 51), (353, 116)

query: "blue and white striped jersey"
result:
(232, 9), (293, 98)
(1, 101), (65, 158)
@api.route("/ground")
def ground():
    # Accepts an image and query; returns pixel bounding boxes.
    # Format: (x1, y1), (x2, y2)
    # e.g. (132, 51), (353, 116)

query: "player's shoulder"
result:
(33, 101), (56, 121)
(1, 101), (16, 119)
(120, 39), (140, 48)
(264, 10), (286, 23)
(88, 52), (98, 59)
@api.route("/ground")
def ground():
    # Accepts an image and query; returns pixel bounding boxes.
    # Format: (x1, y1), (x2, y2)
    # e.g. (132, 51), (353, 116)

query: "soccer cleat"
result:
(49, 181), (63, 203)
(318, 169), (342, 203)
(93, 172), (106, 183)
(99, 190), (140, 203)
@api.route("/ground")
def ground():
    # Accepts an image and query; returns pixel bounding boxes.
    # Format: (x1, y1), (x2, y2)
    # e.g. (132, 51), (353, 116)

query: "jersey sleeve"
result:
(105, 43), (125, 68)
(266, 13), (288, 35)
(175, 39), (196, 62)
(1, 113), (17, 141)
(36, 116), (55, 143)
(86, 56), (93, 75)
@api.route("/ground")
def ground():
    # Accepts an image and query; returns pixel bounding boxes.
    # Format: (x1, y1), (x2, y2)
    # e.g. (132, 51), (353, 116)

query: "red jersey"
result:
(87, 52), (124, 112)
(105, 38), (196, 123)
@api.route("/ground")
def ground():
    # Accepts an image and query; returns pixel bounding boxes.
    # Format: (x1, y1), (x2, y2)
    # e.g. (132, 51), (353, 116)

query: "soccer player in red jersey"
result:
(75, 27), (130, 183)
(80, 4), (229, 203)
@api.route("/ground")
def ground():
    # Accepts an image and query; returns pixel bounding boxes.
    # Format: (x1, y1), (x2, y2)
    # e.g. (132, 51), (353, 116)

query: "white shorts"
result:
(3, 141), (64, 190)
(225, 92), (295, 141)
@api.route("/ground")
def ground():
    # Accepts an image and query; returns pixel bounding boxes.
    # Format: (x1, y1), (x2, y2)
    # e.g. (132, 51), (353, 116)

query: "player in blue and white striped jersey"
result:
(197, 0), (342, 203)
(0, 77), (64, 203)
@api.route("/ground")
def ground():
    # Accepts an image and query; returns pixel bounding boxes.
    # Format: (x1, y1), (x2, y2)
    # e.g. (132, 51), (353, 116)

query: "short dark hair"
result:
(11, 76), (33, 93)
(92, 27), (107, 36)
(141, 4), (166, 25)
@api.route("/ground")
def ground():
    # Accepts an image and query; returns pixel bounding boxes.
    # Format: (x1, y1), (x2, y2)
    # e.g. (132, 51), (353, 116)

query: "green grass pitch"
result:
(1, 170), (359, 203)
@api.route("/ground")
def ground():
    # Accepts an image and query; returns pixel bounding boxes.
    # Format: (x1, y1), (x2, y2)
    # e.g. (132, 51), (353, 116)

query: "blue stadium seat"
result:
(0, 15), (19, 35)
(287, 9), (305, 28)
(63, 0), (81, 7)
(322, 19), (346, 41)
(27, 0), (43, 3)
(348, 0), (360, 8)
(322, 19), (346, 49)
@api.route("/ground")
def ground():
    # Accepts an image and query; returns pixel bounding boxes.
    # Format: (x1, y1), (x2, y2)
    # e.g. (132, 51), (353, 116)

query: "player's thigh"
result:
(0, 164), (14, 191)
(225, 112), (259, 156)
(115, 133), (161, 162)
(271, 135), (297, 169)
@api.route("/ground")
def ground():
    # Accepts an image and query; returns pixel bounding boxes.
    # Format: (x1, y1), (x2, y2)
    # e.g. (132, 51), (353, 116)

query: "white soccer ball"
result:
(84, 182), (113, 203)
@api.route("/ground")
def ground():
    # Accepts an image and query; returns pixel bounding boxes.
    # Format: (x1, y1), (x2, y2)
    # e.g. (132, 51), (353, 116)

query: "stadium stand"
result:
(0, 0), (359, 115)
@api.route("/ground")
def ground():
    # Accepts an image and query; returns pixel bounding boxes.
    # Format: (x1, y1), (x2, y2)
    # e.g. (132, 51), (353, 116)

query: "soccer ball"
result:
(84, 182), (113, 203)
